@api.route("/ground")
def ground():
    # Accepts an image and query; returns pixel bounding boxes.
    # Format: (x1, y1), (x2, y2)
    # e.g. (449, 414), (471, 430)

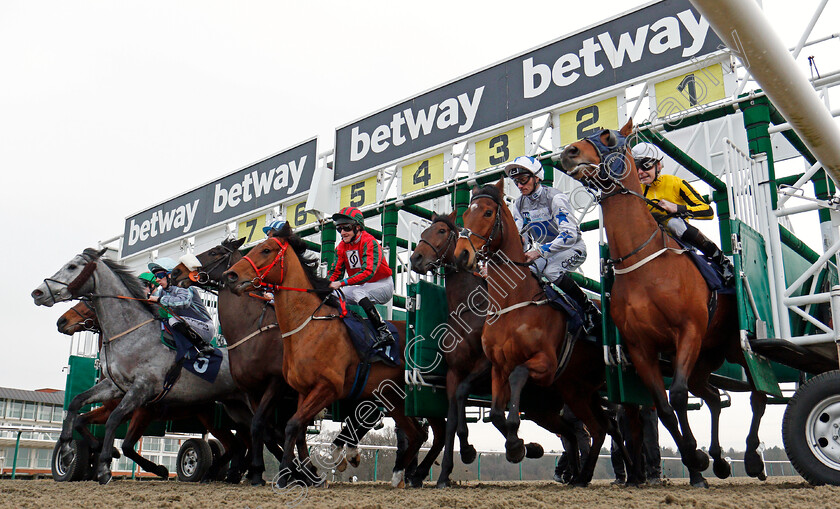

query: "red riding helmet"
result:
(332, 206), (365, 227)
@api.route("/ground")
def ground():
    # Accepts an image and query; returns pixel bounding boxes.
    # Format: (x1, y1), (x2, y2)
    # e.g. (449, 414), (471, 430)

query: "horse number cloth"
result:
(342, 312), (401, 366)
(163, 322), (223, 383)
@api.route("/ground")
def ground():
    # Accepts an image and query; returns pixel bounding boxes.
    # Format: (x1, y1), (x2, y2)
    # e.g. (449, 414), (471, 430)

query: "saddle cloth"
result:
(341, 312), (401, 366)
(161, 322), (223, 384)
(671, 237), (736, 295)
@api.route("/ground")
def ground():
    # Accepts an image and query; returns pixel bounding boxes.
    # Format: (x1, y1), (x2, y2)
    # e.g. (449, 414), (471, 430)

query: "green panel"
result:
(405, 281), (450, 417)
(730, 220), (781, 396)
(731, 220), (775, 337)
(600, 244), (654, 406)
(406, 281), (449, 378)
(406, 384), (449, 419)
(64, 356), (97, 411)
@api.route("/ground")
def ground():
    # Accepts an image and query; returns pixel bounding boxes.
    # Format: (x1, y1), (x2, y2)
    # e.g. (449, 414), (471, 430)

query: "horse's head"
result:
(557, 118), (636, 191)
(453, 179), (506, 271)
(223, 223), (293, 295)
(57, 300), (98, 335)
(173, 237), (246, 288)
(32, 247), (107, 307)
(410, 211), (459, 274)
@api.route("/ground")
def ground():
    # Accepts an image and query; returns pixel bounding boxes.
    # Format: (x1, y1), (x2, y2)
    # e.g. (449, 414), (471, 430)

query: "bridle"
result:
(418, 222), (458, 271)
(188, 243), (237, 288)
(241, 237), (289, 289)
(67, 299), (100, 333)
(41, 252), (99, 304)
(459, 193), (504, 261)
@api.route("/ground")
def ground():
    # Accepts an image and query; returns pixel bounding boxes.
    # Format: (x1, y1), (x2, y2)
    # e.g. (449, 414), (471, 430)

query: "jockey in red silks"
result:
(328, 206), (395, 351)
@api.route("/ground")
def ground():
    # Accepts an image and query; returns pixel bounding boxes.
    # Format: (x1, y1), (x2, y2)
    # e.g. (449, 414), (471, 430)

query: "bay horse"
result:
(557, 119), (767, 487)
(55, 301), (248, 482)
(451, 180), (639, 486)
(32, 248), (253, 484)
(222, 223), (428, 488)
(172, 238), (444, 486)
(410, 212), (560, 488)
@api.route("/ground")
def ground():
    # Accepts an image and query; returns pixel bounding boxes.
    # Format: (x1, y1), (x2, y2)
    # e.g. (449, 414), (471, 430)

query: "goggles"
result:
(336, 224), (355, 233)
(153, 271), (168, 279)
(512, 174), (533, 186)
(635, 158), (658, 171)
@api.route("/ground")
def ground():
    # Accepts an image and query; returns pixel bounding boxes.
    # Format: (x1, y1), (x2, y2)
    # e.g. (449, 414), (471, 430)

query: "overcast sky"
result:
(3, 1), (840, 454)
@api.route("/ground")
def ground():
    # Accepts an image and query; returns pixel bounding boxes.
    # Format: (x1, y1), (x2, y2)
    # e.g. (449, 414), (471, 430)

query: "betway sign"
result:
(122, 138), (317, 257)
(334, 0), (721, 180)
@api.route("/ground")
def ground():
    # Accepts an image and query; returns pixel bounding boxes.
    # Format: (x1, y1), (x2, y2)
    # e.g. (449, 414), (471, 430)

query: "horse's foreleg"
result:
(488, 366), (511, 442)
(120, 409), (168, 479)
(248, 381), (282, 485)
(689, 374), (729, 480)
(388, 399), (423, 489)
(276, 385), (335, 489)
(437, 370), (467, 489)
(95, 382), (156, 484)
(503, 364), (530, 463)
(408, 417), (445, 488)
(73, 401), (116, 453)
(59, 380), (123, 465)
(743, 373), (768, 480)
(456, 361), (489, 465)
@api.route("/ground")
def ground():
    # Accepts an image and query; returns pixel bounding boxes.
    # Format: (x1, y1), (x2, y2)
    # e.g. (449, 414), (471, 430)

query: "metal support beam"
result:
(691, 0), (840, 182)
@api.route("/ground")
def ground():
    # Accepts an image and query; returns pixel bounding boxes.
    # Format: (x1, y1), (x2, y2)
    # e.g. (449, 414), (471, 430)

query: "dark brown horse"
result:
(222, 224), (429, 488)
(557, 119), (767, 487)
(55, 301), (248, 482)
(451, 180), (637, 486)
(173, 237), (445, 487)
(409, 212), (559, 487)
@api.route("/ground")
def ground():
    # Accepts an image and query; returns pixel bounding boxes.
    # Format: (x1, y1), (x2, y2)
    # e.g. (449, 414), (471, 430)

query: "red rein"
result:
(243, 237), (288, 289)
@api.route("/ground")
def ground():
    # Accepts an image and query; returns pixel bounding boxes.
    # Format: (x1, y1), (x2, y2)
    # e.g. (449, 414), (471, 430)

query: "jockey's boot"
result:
(683, 226), (736, 287)
(359, 297), (395, 351)
(554, 274), (601, 335)
(172, 321), (215, 357)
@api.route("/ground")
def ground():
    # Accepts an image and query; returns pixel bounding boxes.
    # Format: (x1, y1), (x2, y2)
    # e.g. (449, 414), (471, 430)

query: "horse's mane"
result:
(85, 248), (158, 314)
(270, 231), (332, 298)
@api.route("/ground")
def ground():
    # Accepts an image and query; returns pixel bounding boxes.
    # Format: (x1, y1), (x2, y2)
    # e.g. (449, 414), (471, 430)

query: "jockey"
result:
(504, 155), (601, 333)
(147, 257), (215, 357)
(328, 206), (395, 351)
(138, 272), (158, 299)
(632, 142), (735, 285)
(263, 218), (287, 237)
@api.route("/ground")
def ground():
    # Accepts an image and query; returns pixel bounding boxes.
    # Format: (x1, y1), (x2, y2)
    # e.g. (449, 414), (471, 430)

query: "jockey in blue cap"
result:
(505, 155), (601, 333)
(147, 257), (215, 356)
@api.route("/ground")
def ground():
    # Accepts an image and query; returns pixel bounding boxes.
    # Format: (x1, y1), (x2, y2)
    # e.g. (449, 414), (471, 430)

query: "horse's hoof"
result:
(460, 444), (477, 464)
(336, 456), (348, 472)
(505, 438), (526, 463)
(97, 469), (112, 485)
(249, 472), (266, 486)
(435, 479), (451, 489)
(689, 472), (709, 489)
(406, 475), (423, 489)
(155, 466), (169, 479)
(391, 470), (405, 488)
(525, 442), (544, 459)
(713, 457), (731, 479)
(111, 448), (121, 459)
(347, 447), (361, 468)
(743, 450), (765, 479)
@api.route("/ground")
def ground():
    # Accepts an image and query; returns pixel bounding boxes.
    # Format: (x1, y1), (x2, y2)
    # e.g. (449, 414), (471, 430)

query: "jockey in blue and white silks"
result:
(505, 156), (600, 333)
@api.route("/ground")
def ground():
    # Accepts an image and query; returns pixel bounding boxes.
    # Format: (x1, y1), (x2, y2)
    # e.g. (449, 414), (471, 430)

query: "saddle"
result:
(669, 236), (736, 295)
(341, 310), (401, 367)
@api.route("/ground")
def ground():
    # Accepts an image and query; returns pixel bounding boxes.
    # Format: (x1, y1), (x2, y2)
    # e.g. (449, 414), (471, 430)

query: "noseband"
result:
(459, 193), (503, 261)
(68, 299), (100, 333)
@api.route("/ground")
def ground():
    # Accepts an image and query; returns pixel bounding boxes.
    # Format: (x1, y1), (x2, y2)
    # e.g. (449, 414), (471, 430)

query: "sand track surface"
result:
(1, 477), (838, 508)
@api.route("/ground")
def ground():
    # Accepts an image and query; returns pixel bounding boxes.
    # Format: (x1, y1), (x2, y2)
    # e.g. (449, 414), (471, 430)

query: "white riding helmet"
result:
(148, 257), (177, 275)
(630, 142), (664, 162)
(504, 156), (544, 180)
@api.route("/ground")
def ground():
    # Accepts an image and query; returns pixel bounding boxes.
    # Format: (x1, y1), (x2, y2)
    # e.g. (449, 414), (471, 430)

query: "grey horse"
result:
(31, 247), (252, 484)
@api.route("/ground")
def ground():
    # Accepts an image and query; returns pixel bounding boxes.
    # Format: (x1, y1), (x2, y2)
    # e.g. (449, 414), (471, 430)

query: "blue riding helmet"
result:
(148, 257), (177, 275)
(263, 219), (287, 235)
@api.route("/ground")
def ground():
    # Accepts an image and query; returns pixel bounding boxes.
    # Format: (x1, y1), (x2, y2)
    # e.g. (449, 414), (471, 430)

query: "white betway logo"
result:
(128, 200), (199, 246)
(213, 155), (308, 213)
(523, 9), (711, 98)
(350, 86), (484, 162)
